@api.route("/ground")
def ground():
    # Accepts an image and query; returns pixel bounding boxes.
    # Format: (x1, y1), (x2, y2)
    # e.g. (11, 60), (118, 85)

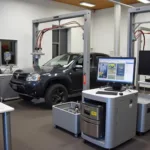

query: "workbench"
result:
(0, 74), (19, 101)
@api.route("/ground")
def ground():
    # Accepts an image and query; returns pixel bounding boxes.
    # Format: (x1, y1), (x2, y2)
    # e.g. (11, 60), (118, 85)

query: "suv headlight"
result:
(26, 73), (40, 81)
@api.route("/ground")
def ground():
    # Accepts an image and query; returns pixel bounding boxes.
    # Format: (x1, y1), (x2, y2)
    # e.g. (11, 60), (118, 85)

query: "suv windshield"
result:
(43, 54), (79, 67)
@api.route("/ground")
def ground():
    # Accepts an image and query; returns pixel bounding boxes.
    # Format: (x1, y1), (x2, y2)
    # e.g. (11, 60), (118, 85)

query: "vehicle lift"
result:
(32, 10), (91, 90)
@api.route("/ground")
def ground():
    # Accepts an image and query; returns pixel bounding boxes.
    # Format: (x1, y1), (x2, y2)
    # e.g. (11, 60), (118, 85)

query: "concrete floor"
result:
(0, 99), (150, 150)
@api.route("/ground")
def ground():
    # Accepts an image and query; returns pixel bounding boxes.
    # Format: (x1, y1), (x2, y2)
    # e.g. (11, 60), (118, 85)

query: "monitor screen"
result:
(97, 57), (135, 84)
(139, 51), (150, 75)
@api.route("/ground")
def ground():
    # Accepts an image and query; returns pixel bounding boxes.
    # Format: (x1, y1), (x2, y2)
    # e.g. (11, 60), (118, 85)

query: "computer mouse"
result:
(119, 93), (123, 96)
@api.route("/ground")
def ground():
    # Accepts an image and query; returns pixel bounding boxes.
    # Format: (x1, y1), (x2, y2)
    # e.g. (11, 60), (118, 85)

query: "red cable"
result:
(39, 26), (57, 48)
(38, 25), (60, 48)
(36, 31), (43, 48)
(36, 21), (83, 49)
(135, 30), (145, 50)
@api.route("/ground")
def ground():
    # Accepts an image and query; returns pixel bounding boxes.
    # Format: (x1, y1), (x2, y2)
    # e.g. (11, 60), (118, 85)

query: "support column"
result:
(2, 112), (12, 150)
(83, 12), (91, 90)
(136, 34), (141, 90)
(114, 4), (121, 57)
(127, 12), (135, 57)
(32, 23), (39, 66)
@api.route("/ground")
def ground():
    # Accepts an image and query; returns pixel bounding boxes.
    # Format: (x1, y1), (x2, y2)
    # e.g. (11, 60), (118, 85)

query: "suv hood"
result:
(15, 65), (65, 74)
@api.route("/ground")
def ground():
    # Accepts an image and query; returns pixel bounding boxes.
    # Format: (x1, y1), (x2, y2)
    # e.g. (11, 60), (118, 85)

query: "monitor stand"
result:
(105, 83), (126, 92)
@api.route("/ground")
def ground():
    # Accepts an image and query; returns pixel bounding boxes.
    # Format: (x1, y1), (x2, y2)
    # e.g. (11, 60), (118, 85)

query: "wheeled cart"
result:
(52, 102), (80, 137)
(81, 88), (138, 149)
(137, 93), (150, 133)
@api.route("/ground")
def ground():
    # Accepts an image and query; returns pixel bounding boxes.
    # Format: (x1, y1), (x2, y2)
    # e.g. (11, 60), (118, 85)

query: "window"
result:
(77, 57), (83, 66)
(52, 27), (68, 58)
(76, 56), (93, 66)
(44, 54), (79, 67)
(0, 40), (17, 65)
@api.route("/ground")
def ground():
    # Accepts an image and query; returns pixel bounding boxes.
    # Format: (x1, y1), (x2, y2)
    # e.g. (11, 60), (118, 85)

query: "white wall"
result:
(92, 6), (130, 56)
(68, 27), (84, 53)
(0, 0), (84, 68)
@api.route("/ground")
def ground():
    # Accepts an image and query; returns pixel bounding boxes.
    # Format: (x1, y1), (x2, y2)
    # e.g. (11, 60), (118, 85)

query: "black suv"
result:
(10, 53), (109, 107)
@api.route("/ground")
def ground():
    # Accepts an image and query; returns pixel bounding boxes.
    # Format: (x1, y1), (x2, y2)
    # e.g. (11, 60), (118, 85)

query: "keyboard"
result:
(96, 91), (118, 95)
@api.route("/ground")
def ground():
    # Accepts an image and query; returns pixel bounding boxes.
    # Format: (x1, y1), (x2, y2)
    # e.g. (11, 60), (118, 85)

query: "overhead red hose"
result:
(36, 31), (43, 49)
(36, 21), (83, 49)
(135, 30), (145, 51)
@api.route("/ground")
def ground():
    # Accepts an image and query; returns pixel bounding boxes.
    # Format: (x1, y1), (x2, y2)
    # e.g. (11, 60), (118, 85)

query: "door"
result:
(70, 55), (99, 91)
(52, 30), (59, 58)
(70, 55), (96, 91)
(52, 28), (68, 58)
(59, 29), (68, 55)
(52, 44), (59, 58)
(70, 57), (83, 92)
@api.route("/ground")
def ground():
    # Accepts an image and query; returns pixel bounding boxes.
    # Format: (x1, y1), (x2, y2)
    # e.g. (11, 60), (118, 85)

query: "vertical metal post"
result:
(58, 20), (61, 55)
(2, 112), (12, 150)
(83, 12), (91, 90)
(32, 23), (39, 66)
(114, 4), (121, 57)
(136, 34), (141, 90)
(127, 12), (135, 57)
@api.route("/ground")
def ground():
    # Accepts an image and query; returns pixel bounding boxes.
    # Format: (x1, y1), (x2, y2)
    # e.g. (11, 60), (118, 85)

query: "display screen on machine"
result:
(97, 57), (135, 84)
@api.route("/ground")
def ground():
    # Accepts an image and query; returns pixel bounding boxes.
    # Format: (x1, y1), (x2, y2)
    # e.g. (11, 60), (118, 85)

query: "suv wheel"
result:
(19, 95), (33, 101)
(45, 84), (68, 108)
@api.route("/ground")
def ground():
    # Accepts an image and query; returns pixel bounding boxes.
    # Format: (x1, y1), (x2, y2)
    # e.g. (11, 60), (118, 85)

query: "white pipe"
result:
(140, 27), (150, 32)
(114, 4), (121, 56)
(108, 0), (134, 8)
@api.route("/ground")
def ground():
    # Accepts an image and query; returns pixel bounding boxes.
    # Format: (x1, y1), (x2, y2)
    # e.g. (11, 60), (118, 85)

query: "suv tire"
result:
(19, 95), (33, 101)
(45, 84), (68, 108)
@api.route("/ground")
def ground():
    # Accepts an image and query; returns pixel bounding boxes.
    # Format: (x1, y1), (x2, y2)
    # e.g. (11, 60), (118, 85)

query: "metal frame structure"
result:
(136, 27), (150, 90)
(32, 10), (91, 90)
(127, 6), (150, 88)
(127, 6), (150, 57)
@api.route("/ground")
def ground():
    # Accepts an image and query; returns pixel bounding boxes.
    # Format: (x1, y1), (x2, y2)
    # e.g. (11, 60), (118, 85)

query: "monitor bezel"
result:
(96, 57), (136, 85)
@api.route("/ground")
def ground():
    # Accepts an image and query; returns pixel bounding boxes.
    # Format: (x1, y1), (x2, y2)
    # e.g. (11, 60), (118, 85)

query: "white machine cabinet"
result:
(137, 81), (150, 133)
(81, 88), (138, 149)
(137, 93), (150, 133)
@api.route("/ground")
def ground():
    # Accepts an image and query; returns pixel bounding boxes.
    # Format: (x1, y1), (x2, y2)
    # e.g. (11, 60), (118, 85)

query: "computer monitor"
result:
(139, 51), (150, 75)
(97, 57), (136, 91)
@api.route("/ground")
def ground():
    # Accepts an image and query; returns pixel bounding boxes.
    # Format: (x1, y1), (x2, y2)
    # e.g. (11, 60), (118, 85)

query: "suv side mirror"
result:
(74, 65), (83, 69)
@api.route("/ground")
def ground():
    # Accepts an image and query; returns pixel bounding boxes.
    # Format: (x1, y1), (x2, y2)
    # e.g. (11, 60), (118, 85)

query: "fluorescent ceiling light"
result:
(138, 0), (150, 4)
(80, 2), (95, 7)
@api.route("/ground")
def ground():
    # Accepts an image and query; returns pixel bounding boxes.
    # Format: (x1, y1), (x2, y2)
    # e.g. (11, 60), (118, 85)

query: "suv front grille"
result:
(13, 73), (28, 81)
